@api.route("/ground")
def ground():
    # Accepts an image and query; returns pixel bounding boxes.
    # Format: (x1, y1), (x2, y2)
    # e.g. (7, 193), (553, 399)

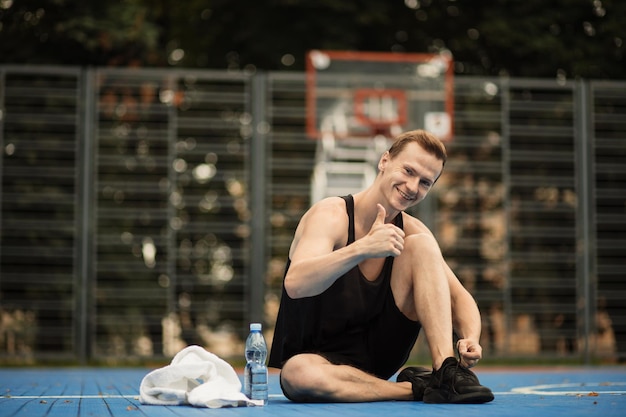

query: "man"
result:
(268, 129), (494, 404)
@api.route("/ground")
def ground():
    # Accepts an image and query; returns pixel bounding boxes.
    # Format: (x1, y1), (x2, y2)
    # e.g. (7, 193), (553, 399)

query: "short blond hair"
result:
(388, 129), (447, 167)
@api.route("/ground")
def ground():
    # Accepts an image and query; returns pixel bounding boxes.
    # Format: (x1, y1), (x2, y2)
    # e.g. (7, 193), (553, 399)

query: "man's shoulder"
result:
(292, 197), (349, 249)
(307, 196), (348, 217)
(299, 197), (349, 229)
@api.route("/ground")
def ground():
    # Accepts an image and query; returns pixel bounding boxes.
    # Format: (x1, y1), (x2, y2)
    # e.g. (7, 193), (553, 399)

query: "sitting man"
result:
(268, 129), (494, 404)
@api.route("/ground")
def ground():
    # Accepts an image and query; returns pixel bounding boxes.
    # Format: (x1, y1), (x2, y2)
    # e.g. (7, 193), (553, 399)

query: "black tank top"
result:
(269, 195), (421, 379)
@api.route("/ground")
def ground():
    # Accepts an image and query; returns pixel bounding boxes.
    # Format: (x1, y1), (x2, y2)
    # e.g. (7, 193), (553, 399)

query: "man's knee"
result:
(404, 233), (440, 257)
(280, 354), (329, 402)
(394, 233), (442, 273)
(279, 355), (306, 401)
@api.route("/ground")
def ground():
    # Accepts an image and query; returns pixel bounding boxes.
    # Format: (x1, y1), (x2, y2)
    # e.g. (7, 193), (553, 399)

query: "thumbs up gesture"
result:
(362, 204), (405, 258)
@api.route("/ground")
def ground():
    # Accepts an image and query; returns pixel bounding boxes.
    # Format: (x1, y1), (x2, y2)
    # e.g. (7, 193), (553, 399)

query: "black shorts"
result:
(279, 291), (422, 381)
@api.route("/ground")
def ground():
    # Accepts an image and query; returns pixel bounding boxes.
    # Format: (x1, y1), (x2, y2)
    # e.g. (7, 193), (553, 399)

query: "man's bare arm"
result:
(285, 200), (405, 299)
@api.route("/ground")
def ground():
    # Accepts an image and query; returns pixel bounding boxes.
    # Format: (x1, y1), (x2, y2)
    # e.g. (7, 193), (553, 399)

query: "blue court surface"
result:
(1, 366), (625, 417)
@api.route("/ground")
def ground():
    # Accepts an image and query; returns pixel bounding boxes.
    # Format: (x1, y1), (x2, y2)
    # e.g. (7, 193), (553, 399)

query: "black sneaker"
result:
(396, 366), (432, 401)
(423, 357), (494, 404)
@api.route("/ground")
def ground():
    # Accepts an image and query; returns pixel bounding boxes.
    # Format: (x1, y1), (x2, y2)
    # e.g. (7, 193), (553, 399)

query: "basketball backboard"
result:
(306, 50), (454, 141)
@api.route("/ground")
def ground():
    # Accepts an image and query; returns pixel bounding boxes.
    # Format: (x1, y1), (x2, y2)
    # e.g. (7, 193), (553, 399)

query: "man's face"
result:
(378, 142), (444, 211)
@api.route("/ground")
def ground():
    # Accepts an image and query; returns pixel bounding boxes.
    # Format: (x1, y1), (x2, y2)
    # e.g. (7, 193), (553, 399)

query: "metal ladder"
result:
(310, 132), (389, 203)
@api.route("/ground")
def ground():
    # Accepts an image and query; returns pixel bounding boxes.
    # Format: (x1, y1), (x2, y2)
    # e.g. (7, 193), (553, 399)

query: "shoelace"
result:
(454, 355), (479, 384)
(454, 350), (480, 383)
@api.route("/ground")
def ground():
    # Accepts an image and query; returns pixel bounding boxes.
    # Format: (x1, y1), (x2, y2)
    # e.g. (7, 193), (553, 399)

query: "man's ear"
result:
(378, 151), (390, 172)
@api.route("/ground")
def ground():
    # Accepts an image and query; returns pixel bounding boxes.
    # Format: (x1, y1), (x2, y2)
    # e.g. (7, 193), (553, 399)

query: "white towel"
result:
(139, 345), (256, 408)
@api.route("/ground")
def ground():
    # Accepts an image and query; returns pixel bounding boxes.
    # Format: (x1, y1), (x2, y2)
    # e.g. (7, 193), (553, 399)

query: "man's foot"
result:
(423, 357), (494, 404)
(396, 366), (432, 401)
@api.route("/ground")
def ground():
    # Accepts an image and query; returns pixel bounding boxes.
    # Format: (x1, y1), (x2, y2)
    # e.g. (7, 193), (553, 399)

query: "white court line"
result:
(2, 395), (139, 399)
(1, 394), (287, 400)
(2, 385), (626, 400)
(512, 381), (626, 396)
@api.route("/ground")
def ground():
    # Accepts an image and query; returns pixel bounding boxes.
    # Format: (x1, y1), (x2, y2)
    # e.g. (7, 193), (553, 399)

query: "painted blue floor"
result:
(1, 366), (625, 417)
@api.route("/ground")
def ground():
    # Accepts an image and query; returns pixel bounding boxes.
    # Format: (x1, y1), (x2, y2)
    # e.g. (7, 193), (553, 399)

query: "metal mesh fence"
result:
(0, 67), (82, 361)
(1, 66), (625, 364)
(91, 69), (252, 361)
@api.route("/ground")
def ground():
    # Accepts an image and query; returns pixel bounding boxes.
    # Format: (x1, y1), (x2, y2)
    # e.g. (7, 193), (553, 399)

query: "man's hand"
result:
(362, 204), (405, 258)
(456, 339), (482, 368)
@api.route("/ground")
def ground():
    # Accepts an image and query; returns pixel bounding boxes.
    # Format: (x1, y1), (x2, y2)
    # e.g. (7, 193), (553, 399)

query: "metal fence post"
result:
(249, 72), (268, 325)
(76, 67), (96, 364)
(574, 79), (596, 364)
(165, 73), (178, 321)
(500, 77), (513, 355)
(0, 69), (4, 293)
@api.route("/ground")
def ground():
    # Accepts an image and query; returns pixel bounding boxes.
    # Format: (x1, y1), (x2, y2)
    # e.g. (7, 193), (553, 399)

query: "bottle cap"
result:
(250, 323), (262, 331)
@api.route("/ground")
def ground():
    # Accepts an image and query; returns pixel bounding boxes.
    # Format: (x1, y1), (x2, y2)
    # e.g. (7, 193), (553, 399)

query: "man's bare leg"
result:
(391, 233), (456, 370)
(280, 353), (413, 402)
(391, 233), (494, 404)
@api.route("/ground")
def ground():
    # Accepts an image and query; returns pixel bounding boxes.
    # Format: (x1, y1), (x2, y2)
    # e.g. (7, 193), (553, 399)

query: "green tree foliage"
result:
(0, 0), (623, 79)
(0, 0), (161, 66)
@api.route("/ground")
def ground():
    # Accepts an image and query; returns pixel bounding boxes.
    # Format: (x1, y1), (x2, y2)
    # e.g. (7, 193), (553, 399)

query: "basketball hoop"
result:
(306, 50), (454, 141)
(353, 89), (407, 137)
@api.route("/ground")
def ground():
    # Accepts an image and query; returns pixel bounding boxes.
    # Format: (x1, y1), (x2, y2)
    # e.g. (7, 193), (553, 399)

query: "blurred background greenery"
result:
(0, 0), (623, 79)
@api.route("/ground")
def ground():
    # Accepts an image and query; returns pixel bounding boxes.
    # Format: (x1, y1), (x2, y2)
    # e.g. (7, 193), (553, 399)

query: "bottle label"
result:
(251, 369), (267, 384)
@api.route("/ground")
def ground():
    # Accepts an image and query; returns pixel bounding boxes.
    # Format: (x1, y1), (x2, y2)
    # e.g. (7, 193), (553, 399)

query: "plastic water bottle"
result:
(243, 322), (268, 405)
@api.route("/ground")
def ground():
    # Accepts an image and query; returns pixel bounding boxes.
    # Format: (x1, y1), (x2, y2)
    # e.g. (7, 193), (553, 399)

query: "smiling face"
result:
(377, 141), (444, 211)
